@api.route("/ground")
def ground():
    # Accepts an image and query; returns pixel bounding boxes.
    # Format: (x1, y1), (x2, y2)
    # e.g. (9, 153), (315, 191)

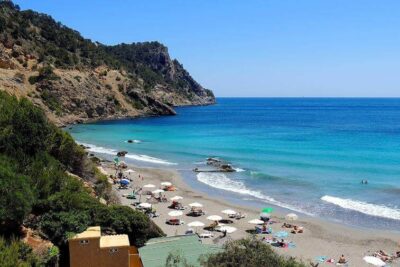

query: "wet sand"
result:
(100, 162), (400, 266)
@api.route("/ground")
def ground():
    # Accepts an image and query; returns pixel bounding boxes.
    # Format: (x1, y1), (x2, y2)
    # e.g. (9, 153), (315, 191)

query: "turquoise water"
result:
(68, 98), (400, 230)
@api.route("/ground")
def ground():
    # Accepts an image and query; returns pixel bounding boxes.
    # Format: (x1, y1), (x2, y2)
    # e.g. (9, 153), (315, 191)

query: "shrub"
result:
(0, 237), (41, 267)
(0, 157), (34, 235)
(201, 238), (306, 267)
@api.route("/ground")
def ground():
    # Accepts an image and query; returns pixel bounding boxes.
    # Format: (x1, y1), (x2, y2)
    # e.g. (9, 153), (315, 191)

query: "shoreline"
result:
(98, 158), (400, 266)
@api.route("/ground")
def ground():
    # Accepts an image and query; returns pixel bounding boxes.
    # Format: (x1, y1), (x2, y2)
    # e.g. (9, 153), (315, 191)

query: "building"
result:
(69, 226), (142, 267)
(139, 235), (222, 267)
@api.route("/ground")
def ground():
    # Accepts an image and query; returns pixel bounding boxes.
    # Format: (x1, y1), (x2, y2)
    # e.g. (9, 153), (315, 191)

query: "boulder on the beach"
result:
(117, 151), (128, 157)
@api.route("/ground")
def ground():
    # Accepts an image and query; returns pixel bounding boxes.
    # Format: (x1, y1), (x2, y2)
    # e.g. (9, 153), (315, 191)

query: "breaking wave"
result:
(321, 195), (400, 220)
(196, 172), (313, 215)
(78, 142), (176, 165)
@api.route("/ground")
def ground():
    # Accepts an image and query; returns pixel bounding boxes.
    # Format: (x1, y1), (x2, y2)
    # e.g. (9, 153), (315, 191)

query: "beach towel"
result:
(316, 256), (327, 263)
(274, 231), (289, 238)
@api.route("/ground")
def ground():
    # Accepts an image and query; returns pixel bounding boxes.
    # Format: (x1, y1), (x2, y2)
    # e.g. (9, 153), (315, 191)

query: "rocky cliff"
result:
(0, 1), (215, 125)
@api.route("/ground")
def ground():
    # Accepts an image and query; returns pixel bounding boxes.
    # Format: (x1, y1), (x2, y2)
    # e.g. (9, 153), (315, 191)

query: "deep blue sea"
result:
(67, 98), (400, 230)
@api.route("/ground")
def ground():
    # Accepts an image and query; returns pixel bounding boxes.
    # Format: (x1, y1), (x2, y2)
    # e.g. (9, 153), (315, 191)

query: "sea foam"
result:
(321, 195), (400, 220)
(196, 172), (313, 215)
(78, 142), (176, 165)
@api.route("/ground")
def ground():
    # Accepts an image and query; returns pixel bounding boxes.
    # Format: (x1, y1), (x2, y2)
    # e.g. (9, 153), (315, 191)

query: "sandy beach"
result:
(99, 161), (400, 266)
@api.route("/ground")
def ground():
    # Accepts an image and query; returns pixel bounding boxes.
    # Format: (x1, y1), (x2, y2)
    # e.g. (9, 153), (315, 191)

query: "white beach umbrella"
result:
(206, 215), (222, 221)
(187, 221), (205, 227)
(168, 210), (183, 217)
(189, 202), (203, 208)
(124, 169), (135, 174)
(152, 189), (164, 194)
(161, 181), (172, 186)
(285, 213), (299, 221)
(170, 196), (183, 201)
(248, 219), (264, 225)
(221, 209), (236, 215)
(216, 225), (237, 234)
(363, 256), (386, 266)
(143, 184), (156, 188)
(138, 203), (152, 209)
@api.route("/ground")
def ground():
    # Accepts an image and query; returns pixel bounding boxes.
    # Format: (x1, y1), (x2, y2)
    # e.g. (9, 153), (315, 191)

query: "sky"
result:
(15, 0), (400, 97)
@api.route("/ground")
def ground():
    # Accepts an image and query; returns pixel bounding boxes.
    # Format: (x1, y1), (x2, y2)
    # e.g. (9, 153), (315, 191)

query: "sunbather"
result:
(262, 224), (267, 232)
(374, 250), (392, 262)
(282, 223), (293, 228)
(291, 225), (304, 234)
(338, 255), (347, 264)
(278, 239), (286, 248)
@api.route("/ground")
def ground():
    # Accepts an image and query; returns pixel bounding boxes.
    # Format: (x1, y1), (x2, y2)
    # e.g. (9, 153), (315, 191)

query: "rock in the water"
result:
(117, 151), (128, 157)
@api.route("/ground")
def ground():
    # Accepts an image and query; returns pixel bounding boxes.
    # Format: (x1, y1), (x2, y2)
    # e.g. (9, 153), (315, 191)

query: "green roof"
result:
(139, 235), (222, 267)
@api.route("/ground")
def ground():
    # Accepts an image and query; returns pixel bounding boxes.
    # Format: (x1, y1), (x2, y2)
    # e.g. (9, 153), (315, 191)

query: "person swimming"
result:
(361, 179), (368, 184)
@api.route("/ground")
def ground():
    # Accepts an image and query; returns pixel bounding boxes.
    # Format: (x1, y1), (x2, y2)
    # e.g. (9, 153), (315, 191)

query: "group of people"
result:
(282, 223), (304, 234)
(373, 249), (400, 263)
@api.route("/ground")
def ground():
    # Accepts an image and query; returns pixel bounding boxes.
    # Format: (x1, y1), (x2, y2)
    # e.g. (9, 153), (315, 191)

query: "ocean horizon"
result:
(68, 97), (400, 231)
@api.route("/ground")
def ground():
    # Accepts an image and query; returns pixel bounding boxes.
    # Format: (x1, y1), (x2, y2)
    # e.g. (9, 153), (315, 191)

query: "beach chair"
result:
(199, 231), (214, 238)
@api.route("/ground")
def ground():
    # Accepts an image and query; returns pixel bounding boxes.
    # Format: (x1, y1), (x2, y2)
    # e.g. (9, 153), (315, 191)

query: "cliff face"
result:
(0, 2), (215, 125)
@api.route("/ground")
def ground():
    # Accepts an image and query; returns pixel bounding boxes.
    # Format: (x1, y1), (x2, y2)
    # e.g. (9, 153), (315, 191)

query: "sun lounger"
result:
(166, 218), (185, 225)
(199, 231), (214, 238)
(187, 209), (205, 217)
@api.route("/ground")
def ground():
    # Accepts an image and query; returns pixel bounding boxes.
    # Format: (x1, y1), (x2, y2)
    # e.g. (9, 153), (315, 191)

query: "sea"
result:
(67, 98), (400, 231)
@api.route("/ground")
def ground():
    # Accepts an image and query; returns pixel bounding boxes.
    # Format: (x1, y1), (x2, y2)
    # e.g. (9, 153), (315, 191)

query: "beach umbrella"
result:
(189, 202), (203, 208)
(187, 221), (205, 227)
(216, 225), (237, 234)
(138, 203), (152, 209)
(285, 213), (298, 221)
(363, 256), (386, 266)
(221, 209), (236, 215)
(161, 182), (172, 186)
(207, 215), (222, 221)
(261, 207), (274, 213)
(143, 184), (155, 188)
(170, 196), (183, 201)
(168, 210), (183, 217)
(248, 219), (264, 225)
(152, 189), (164, 194)
(274, 231), (289, 238)
(124, 169), (135, 174)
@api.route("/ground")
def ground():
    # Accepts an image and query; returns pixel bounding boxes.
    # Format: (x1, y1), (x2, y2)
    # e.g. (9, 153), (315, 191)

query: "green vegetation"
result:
(0, 91), (163, 265)
(0, 238), (41, 267)
(201, 239), (306, 267)
(28, 66), (59, 84)
(0, 1), (213, 101)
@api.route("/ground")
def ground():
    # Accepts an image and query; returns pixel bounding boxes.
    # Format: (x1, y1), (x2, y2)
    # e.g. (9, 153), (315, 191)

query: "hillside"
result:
(0, 1), (215, 125)
(0, 91), (163, 266)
